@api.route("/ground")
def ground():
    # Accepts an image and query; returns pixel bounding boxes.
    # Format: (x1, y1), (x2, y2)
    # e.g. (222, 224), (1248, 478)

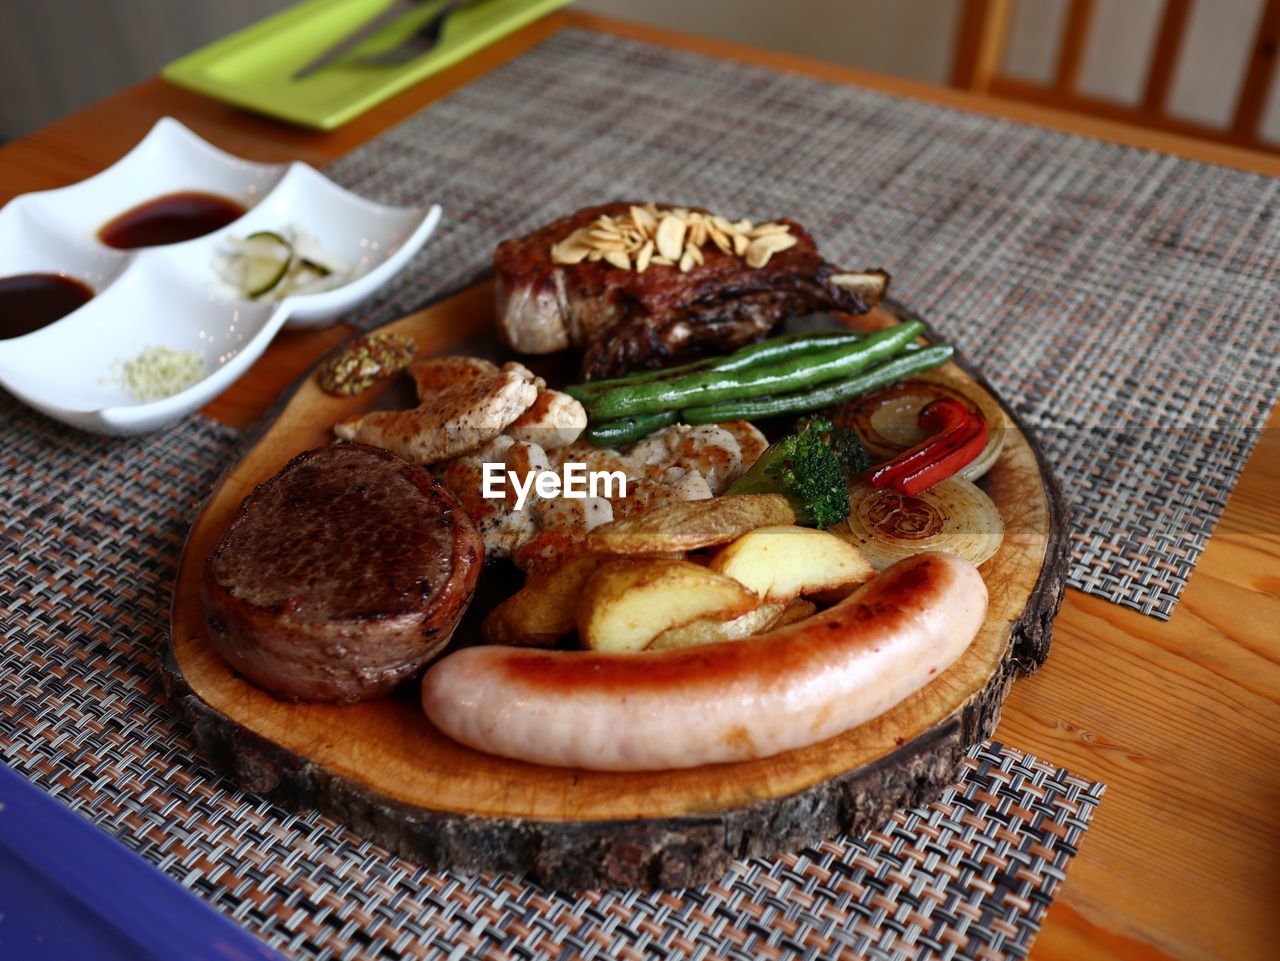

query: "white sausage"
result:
(420, 551), (987, 771)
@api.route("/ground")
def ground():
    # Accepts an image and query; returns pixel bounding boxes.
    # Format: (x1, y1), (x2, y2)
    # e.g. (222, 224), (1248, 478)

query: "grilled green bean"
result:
(584, 410), (681, 447)
(564, 358), (718, 403)
(564, 329), (868, 403)
(707, 329), (868, 372)
(681, 343), (954, 423)
(587, 321), (923, 420)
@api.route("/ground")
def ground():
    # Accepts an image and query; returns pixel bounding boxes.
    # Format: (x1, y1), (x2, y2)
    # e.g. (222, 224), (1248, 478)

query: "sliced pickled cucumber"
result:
(214, 227), (350, 301)
(291, 231), (343, 276)
(242, 231), (293, 297)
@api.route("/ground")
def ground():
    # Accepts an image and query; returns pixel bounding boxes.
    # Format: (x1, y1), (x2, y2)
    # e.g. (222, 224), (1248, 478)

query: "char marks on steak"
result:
(202, 443), (483, 703)
(494, 202), (880, 380)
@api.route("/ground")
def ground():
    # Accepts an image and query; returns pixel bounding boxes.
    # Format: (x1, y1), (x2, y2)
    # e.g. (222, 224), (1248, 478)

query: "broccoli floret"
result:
(795, 416), (872, 476)
(727, 417), (866, 528)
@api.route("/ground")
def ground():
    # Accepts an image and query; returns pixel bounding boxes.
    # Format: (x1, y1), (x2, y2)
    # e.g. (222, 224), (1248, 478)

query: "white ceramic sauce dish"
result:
(0, 205), (130, 293)
(0, 260), (287, 434)
(21, 117), (289, 245)
(0, 118), (441, 436)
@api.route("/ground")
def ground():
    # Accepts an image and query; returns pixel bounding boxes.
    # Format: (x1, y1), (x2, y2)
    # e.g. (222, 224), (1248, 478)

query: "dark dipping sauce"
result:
(0, 273), (95, 339)
(98, 191), (244, 249)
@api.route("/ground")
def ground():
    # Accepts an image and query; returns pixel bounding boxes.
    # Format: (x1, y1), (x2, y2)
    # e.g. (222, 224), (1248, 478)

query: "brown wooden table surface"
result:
(3, 11), (1276, 961)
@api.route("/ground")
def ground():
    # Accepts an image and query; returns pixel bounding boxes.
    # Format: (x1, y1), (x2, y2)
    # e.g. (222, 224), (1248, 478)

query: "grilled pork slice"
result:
(202, 443), (483, 703)
(494, 202), (888, 380)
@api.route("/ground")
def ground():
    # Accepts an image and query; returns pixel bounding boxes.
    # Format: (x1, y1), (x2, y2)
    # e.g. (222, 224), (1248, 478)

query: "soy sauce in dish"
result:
(0, 273), (95, 339)
(98, 191), (244, 249)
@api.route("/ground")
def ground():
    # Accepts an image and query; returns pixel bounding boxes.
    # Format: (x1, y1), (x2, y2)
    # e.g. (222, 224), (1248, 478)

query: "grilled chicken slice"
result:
(626, 422), (762, 495)
(433, 435), (615, 575)
(410, 355), (502, 394)
(494, 202), (888, 380)
(504, 388), (588, 449)
(335, 361), (539, 464)
(408, 355), (586, 451)
(716, 419), (770, 470)
(432, 420), (762, 573)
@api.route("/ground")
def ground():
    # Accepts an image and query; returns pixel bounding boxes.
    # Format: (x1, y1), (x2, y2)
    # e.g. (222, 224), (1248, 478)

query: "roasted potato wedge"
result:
(770, 598), (819, 628)
(710, 525), (874, 603)
(585, 494), (796, 555)
(482, 553), (606, 646)
(647, 593), (823, 651)
(578, 558), (758, 652)
(647, 601), (786, 651)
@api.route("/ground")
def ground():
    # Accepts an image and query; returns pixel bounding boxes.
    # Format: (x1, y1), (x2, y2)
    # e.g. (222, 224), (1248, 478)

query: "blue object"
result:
(0, 762), (285, 961)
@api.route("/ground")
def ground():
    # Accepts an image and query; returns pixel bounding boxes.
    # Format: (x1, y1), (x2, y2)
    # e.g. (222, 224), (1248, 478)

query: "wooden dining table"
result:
(3, 10), (1276, 961)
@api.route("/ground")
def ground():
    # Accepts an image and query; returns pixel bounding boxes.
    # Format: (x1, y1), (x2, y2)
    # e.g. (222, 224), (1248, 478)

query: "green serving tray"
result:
(162, 0), (571, 131)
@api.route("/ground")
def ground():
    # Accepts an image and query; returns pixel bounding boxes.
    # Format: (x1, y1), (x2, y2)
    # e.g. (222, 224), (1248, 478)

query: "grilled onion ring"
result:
(834, 373), (1006, 482)
(832, 477), (1004, 570)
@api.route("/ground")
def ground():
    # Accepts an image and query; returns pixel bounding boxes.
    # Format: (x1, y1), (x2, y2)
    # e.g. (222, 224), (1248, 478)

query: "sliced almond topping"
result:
(635, 239), (655, 273)
(589, 227), (624, 245)
(745, 232), (797, 268)
(556, 227), (589, 248)
(551, 240), (591, 264)
(630, 205), (657, 233)
(747, 221), (790, 238)
(762, 232), (798, 254)
(549, 227), (596, 265)
(603, 249), (632, 270)
(549, 206), (794, 272)
(655, 214), (687, 261)
(708, 226), (734, 255)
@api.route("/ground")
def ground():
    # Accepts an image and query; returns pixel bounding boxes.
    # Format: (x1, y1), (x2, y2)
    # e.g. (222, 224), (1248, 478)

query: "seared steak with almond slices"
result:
(202, 443), (482, 703)
(494, 202), (889, 380)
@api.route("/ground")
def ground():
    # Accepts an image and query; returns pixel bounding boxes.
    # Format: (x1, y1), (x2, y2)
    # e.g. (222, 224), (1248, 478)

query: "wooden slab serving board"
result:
(165, 283), (1069, 890)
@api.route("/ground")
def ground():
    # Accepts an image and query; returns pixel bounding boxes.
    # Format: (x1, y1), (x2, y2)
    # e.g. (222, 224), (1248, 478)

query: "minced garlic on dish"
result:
(102, 345), (205, 402)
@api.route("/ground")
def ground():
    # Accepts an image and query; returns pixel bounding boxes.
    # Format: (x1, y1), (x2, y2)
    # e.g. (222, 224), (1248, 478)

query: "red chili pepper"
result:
(867, 399), (969, 487)
(895, 415), (987, 494)
(867, 398), (986, 495)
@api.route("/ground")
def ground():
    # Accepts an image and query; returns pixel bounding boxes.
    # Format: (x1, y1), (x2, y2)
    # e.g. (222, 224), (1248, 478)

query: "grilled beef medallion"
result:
(494, 202), (888, 380)
(202, 443), (483, 703)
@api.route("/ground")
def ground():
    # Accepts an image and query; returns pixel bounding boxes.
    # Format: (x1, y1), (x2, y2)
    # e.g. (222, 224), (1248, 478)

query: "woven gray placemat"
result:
(322, 27), (1280, 619)
(0, 385), (1104, 960)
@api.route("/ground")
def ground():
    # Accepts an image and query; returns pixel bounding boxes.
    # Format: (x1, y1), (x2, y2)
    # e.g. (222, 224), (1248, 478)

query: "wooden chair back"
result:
(951, 0), (1280, 152)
